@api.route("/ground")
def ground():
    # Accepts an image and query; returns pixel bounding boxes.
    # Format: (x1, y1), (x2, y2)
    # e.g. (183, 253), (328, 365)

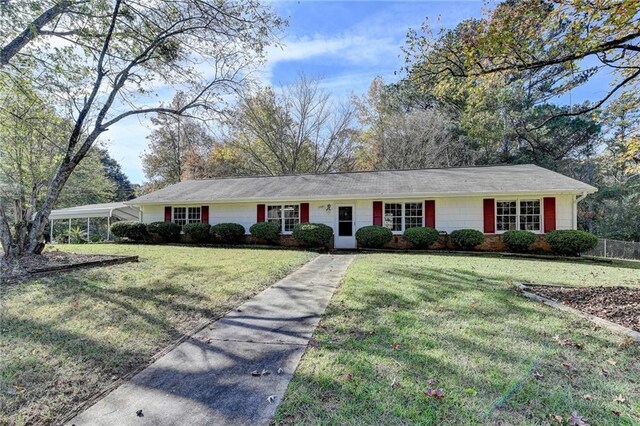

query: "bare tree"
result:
(228, 75), (358, 175)
(374, 109), (471, 170)
(0, 0), (283, 257)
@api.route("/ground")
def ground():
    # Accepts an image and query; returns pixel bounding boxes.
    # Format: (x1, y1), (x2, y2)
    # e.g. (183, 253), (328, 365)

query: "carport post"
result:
(87, 217), (90, 242)
(107, 216), (111, 241)
(68, 219), (71, 244)
(50, 219), (54, 242)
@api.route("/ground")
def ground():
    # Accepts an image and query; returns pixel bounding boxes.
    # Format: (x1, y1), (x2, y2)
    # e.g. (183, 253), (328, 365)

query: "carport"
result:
(49, 202), (140, 242)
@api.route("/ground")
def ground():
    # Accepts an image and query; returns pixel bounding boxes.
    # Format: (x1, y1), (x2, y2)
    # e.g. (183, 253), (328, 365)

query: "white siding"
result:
(139, 193), (578, 237)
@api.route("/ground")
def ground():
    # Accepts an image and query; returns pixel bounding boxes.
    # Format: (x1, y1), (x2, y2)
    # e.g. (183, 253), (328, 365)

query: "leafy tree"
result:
(405, 0), (640, 124)
(98, 148), (135, 201)
(0, 0), (283, 257)
(141, 92), (215, 189)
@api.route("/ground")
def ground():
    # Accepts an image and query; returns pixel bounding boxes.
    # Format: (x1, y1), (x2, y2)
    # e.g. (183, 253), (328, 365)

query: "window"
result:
(173, 206), (201, 227)
(173, 207), (187, 227)
(519, 200), (541, 231)
(384, 202), (424, 232)
(267, 204), (300, 233)
(496, 200), (517, 231)
(384, 203), (402, 231)
(495, 199), (541, 232)
(404, 203), (423, 229)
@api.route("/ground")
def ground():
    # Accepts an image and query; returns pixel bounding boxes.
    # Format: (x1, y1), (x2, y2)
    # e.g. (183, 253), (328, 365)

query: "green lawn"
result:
(275, 254), (640, 425)
(0, 244), (315, 426)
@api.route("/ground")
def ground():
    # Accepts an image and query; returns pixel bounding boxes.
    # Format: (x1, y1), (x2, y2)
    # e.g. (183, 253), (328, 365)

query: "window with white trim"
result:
(519, 200), (541, 231)
(173, 206), (201, 227)
(404, 202), (423, 229)
(496, 199), (541, 232)
(384, 202), (424, 232)
(267, 204), (300, 233)
(384, 203), (402, 231)
(496, 201), (517, 231)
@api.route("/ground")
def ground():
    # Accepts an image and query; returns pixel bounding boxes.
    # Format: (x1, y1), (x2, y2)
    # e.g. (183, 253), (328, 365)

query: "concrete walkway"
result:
(68, 254), (355, 426)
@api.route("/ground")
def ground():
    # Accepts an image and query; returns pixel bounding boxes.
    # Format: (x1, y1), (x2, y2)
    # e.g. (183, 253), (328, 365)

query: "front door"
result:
(335, 205), (356, 249)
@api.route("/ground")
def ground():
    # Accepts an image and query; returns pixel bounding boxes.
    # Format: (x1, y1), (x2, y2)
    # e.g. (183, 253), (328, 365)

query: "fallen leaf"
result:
(532, 370), (544, 380)
(582, 394), (592, 401)
(390, 378), (400, 388)
(619, 337), (634, 348)
(71, 300), (79, 309)
(614, 395), (626, 404)
(251, 370), (261, 377)
(308, 339), (319, 349)
(611, 410), (621, 416)
(277, 368), (284, 375)
(425, 387), (444, 398)
(427, 378), (437, 386)
(562, 362), (575, 370)
(136, 410), (144, 418)
(391, 341), (400, 350)
(550, 413), (563, 424)
(346, 373), (353, 381)
(601, 369), (610, 377)
(606, 359), (617, 366)
(267, 395), (276, 404)
(568, 411), (589, 426)
(261, 369), (271, 376)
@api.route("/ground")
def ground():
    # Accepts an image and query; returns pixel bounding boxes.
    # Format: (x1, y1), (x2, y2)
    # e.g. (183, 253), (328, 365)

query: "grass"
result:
(274, 253), (640, 425)
(0, 244), (316, 426)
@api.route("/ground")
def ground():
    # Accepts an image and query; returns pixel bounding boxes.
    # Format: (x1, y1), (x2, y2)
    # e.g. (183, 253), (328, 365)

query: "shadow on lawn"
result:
(275, 262), (639, 425)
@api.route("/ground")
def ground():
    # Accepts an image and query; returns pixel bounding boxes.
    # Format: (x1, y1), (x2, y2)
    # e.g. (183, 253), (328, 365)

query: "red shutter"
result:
(164, 206), (172, 222)
(483, 199), (495, 234)
(201, 206), (209, 224)
(373, 201), (383, 226)
(543, 197), (556, 233)
(257, 204), (265, 223)
(425, 200), (436, 228)
(300, 203), (309, 223)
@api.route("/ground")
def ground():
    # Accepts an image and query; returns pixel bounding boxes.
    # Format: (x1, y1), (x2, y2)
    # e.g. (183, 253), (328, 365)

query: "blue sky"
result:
(105, 1), (610, 184)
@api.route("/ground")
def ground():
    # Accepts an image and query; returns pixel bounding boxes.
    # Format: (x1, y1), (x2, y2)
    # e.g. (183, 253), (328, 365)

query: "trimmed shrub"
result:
(403, 227), (439, 249)
(249, 222), (280, 243)
(545, 230), (598, 256)
(211, 223), (245, 244)
(502, 230), (537, 252)
(355, 225), (393, 249)
(292, 223), (333, 247)
(183, 223), (211, 243)
(147, 221), (181, 242)
(110, 221), (147, 241)
(450, 229), (485, 250)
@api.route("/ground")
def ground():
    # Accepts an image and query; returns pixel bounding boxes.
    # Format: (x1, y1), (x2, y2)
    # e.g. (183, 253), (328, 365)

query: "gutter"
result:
(126, 189), (598, 207)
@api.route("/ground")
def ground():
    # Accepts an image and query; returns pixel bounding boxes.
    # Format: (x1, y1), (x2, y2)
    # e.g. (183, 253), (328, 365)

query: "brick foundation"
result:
(375, 234), (552, 252)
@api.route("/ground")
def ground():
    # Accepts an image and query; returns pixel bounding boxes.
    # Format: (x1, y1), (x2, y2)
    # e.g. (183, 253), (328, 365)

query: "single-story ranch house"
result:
(129, 164), (597, 250)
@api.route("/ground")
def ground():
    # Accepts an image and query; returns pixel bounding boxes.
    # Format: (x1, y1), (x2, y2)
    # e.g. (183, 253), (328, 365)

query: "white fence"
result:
(585, 238), (640, 260)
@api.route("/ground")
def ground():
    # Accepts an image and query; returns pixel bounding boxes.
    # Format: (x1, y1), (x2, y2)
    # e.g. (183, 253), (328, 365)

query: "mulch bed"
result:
(526, 285), (640, 332)
(1, 250), (137, 280)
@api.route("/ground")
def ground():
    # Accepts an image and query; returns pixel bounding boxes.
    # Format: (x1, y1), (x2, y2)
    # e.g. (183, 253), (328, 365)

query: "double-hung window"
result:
(173, 206), (201, 228)
(267, 204), (300, 233)
(496, 199), (541, 232)
(384, 202), (423, 232)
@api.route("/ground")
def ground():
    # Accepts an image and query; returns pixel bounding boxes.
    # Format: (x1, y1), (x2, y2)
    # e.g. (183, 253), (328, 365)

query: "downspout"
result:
(573, 191), (588, 230)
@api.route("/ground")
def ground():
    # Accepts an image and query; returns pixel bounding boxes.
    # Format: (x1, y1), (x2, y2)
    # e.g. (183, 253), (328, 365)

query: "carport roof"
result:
(49, 202), (140, 220)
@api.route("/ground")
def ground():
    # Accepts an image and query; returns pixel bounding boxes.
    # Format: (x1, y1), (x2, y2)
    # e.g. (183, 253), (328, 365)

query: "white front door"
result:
(335, 205), (356, 249)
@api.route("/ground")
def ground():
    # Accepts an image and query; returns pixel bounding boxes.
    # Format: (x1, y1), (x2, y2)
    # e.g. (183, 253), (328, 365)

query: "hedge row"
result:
(353, 225), (597, 255)
(111, 221), (598, 255)
(110, 221), (333, 248)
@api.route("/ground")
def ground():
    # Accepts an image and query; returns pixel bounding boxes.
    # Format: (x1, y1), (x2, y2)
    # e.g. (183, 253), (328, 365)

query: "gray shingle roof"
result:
(130, 164), (597, 204)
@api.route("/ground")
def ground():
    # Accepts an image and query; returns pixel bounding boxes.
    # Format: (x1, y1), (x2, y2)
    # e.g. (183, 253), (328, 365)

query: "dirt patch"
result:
(526, 285), (640, 332)
(1, 249), (137, 279)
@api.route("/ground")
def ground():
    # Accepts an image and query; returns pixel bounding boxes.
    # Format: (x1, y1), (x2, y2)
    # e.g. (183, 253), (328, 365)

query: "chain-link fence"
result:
(584, 238), (640, 260)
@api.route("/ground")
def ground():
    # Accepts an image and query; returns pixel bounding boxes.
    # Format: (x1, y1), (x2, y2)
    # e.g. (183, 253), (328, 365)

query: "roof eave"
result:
(127, 188), (597, 206)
